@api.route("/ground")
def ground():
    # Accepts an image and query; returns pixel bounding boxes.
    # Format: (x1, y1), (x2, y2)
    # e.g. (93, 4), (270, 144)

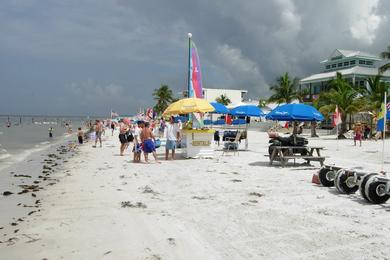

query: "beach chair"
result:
(222, 131), (241, 156)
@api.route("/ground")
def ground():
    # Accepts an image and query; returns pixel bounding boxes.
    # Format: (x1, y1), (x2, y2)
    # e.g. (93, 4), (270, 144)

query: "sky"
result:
(0, 0), (389, 116)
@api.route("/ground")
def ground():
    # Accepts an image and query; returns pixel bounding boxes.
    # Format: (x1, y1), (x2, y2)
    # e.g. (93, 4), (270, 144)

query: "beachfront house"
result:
(299, 49), (390, 100)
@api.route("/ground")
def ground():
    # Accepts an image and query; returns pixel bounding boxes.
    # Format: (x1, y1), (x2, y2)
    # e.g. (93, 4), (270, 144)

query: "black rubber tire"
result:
(359, 173), (378, 202)
(335, 170), (358, 194)
(365, 177), (390, 204)
(334, 169), (345, 193)
(318, 167), (335, 187)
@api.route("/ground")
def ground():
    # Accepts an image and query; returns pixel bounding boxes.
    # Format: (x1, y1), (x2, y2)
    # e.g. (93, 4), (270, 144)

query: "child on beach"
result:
(77, 128), (84, 144)
(133, 121), (143, 163)
(354, 123), (363, 147)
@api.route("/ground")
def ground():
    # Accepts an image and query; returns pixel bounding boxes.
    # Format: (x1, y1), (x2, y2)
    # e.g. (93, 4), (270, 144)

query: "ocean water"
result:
(0, 116), (91, 170)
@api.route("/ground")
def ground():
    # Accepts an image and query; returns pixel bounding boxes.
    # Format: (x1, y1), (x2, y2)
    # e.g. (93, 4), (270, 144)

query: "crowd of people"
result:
(88, 117), (182, 163)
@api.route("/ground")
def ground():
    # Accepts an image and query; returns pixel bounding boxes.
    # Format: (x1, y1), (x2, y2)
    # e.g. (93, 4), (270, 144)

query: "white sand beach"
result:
(1, 130), (390, 259)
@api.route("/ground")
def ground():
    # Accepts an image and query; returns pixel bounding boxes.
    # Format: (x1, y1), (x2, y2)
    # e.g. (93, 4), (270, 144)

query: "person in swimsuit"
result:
(118, 121), (128, 156)
(77, 127), (84, 144)
(354, 122), (363, 147)
(94, 120), (103, 147)
(140, 121), (160, 163)
(111, 121), (115, 136)
(48, 127), (54, 138)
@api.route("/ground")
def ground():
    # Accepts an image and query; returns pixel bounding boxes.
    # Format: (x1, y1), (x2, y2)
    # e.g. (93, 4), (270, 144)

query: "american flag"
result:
(111, 111), (119, 118)
(387, 102), (390, 111)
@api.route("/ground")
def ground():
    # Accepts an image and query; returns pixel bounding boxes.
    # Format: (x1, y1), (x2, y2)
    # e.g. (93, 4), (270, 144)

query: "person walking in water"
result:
(140, 121), (160, 163)
(77, 127), (84, 144)
(48, 127), (54, 138)
(94, 120), (103, 147)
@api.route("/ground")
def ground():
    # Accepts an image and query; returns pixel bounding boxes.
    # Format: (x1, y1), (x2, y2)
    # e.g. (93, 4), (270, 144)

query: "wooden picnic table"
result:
(268, 146), (325, 167)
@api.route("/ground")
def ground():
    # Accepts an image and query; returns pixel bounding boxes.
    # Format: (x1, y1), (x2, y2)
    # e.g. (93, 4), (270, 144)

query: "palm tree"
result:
(296, 88), (309, 103)
(318, 72), (362, 135)
(215, 94), (231, 105)
(379, 46), (390, 74)
(153, 85), (174, 115)
(268, 73), (303, 134)
(359, 75), (390, 133)
(268, 72), (299, 104)
(258, 99), (267, 108)
(360, 75), (390, 112)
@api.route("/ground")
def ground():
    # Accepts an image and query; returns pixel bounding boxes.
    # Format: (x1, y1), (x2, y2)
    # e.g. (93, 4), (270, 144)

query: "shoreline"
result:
(0, 130), (389, 259)
(0, 133), (83, 236)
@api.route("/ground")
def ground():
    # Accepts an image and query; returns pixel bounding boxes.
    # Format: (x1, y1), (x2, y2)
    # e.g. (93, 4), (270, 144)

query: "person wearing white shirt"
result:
(132, 121), (143, 162)
(164, 116), (180, 160)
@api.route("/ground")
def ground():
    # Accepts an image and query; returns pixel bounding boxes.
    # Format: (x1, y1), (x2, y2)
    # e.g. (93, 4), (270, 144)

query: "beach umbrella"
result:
(210, 102), (230, 114)
(229, 105), (264, 150)
(163, 98), (215, 115)
(266, 103), (324, 121)
(230, 105), (264, 117)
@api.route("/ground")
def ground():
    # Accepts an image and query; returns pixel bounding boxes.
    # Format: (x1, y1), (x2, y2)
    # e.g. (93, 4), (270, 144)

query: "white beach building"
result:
(202, 88), (248, 105)
(299, 49), (390, 99)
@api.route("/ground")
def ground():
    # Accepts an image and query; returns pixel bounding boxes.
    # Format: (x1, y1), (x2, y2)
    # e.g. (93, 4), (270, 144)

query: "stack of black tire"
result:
(317, 165), (390, 204)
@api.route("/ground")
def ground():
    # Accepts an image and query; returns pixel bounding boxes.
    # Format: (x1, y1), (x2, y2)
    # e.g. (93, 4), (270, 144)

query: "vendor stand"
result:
(181, 128), (215, 158)
(163, 97), (216, 159)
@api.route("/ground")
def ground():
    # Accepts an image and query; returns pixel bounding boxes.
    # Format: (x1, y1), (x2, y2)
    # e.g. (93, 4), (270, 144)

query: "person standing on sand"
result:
(118, 120), (128, 156)
(133, 121), (143, 163)
(164, 116), (180, 160)
(111, 121), (115, 136)
(354, 122), (363, 147)
(140, 121), (160, 163)
(94, 120), (103, 147)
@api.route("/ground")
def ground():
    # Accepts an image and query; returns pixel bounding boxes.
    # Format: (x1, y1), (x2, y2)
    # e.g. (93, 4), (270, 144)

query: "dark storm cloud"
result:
(0, 0), (389, 115)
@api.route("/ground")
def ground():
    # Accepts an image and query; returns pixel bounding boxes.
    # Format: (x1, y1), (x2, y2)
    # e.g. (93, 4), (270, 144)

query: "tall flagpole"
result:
(336, 123), (339, 151)
(381, 92), (387, 172)
(187, 33), (192, 124)
(187, 33), (192, 98)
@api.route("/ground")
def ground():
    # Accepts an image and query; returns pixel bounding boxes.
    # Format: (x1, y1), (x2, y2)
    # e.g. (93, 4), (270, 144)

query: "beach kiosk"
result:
(163, 98), (215, 158)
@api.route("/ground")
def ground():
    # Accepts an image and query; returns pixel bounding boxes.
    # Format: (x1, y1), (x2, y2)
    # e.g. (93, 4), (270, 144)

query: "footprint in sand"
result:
(167, 237), (176, 246)
(248, 192), (264, 198)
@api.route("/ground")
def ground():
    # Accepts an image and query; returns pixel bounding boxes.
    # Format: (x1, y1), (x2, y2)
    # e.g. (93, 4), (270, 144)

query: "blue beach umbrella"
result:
(230, 105), (264, 117)
(266, 103), (324, 121)
(210, 102), (229, 114)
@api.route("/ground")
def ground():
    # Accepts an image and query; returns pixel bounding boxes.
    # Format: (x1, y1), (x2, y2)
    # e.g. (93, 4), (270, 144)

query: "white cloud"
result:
(340, 0), (382, 44)
(213, 44), (267, 95)
(275, 0), (302, 39)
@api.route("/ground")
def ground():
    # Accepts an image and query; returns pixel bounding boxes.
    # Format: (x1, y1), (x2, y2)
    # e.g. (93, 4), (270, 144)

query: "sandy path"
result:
(1, 130), (390, 259)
